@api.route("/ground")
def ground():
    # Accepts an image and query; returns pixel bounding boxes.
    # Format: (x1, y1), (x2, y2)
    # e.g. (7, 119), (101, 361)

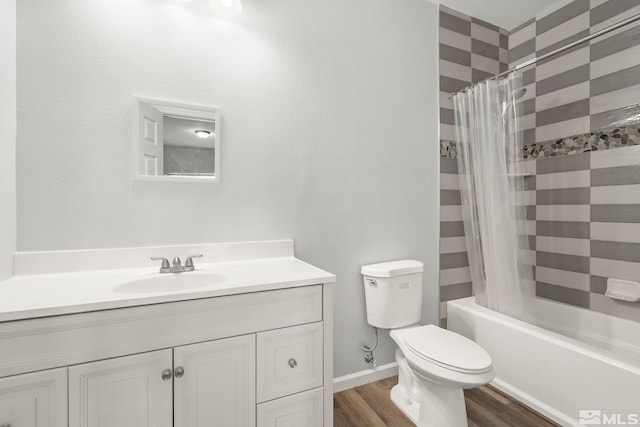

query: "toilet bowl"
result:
(361, 260), (495, 427)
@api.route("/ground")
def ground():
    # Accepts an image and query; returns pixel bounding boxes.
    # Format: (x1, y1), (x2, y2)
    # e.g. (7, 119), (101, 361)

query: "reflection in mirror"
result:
(133, 98), (221, 183)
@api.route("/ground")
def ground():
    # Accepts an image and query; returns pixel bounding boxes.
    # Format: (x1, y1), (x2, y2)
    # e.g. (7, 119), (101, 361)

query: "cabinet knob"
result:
(175, 366), (185, 378)
(161, 369), (173, 381)
(288, 358), (297, 368)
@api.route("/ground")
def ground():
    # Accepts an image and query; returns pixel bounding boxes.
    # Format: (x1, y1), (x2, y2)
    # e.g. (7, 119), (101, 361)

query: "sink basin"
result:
(114, 271), (228, 294)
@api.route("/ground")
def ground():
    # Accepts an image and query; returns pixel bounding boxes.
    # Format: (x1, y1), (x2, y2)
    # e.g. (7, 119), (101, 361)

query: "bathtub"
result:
(447, 297), (640, 426)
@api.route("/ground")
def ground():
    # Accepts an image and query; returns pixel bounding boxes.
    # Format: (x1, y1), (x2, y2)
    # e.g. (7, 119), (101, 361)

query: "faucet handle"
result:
(151, 257), (171, 273)
(172, 257), (182, 267)
(184, 255), (203, 271)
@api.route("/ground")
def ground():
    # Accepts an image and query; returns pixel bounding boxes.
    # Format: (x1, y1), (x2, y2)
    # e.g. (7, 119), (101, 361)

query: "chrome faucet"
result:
(151, 255), (203, 274)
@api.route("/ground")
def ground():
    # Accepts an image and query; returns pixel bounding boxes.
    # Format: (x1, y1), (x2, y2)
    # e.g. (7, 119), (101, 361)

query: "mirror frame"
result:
(132, 97), (221, 183)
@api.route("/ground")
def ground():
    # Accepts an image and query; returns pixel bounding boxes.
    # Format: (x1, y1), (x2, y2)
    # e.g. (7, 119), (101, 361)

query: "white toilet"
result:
(361, 260), (494, 427)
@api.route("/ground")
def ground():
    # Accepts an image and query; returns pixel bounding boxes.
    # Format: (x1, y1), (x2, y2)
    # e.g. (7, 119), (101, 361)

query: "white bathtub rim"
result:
(448, 297), (640, 375)
(490, 378), (576, 427)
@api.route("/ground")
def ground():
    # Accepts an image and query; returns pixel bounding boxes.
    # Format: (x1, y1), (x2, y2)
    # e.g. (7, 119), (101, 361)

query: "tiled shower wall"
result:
(508, 0), (640, 149)
(508, 0), (640, 322)
(528, 146), (640, 322)
(438, 7), (508, 318)
(439, 0), (640, 323)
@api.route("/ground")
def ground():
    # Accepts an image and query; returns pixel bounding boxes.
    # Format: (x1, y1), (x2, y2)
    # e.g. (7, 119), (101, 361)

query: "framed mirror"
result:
(133, 97), (221, 183)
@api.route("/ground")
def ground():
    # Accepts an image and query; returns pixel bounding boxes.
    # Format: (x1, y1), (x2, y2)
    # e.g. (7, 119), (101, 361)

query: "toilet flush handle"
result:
(367, 278), (377, 286)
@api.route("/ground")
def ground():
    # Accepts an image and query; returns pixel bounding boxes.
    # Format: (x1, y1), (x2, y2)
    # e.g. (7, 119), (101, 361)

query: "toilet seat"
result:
(396, 325), (492, 374)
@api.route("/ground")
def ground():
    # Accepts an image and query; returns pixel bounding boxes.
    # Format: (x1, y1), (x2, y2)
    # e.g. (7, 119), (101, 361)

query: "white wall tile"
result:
(509, 22), (536, 51)
(536, 236), (590, 257)
(536, 116), (590, 142)
(590, 83), (640, 115)
(440, 27), (472, 51)
(471, 53), (499, 75)
(591, 145), (640, 169)
(440, 59), (472, 83)
(536, 204), (591, 222)
(440, 236), (467, 254)
(535, 169), (590, 190)
(537, 47), (590, 81)
(440, 205), (464, 222)
(471, 23), (499, 47)
(591, 257), (640, 282)
(592, 222), (640, 244)
(440, 173), (460, 190)
(439, 266), (471, 286)
(536, 82), (590, 112)
(537, 12), (589, 50)
(535, 266), (590, 291)
(591, 43), (640, 79)
(592, 184), (640, 204)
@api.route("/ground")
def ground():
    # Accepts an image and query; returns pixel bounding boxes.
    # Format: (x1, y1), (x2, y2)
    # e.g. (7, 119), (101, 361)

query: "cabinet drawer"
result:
(257, 322), (323, 402)
(257, 387), (323, 427)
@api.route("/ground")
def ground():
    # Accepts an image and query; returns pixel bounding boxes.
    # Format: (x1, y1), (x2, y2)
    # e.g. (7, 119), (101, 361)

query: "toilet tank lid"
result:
(361, 260), (423, 277)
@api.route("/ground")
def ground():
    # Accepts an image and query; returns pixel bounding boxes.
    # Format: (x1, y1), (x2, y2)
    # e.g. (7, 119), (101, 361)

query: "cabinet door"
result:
(0, 368), (67, 427)
(69, 349), (173, 427)
(174, 334), (256, 427)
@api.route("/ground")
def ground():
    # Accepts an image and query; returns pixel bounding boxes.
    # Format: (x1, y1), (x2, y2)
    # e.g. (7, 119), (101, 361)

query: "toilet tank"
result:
(361, 260), (424, 329)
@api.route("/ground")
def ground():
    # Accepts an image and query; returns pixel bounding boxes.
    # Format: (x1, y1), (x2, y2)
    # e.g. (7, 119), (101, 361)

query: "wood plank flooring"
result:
(334, 376), (559, 427)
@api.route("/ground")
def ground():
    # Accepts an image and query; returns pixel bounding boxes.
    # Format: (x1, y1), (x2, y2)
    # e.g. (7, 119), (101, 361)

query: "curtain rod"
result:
(449, 12), (640, 99)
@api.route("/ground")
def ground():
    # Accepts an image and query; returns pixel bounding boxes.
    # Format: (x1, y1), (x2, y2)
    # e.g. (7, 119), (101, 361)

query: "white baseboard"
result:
(333, 362), (398, 393)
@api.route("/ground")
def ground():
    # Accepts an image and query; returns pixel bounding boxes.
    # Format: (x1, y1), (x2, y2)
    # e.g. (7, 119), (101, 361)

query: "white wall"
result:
(17, 0), (440, 377)
(0, 0), (16, 281)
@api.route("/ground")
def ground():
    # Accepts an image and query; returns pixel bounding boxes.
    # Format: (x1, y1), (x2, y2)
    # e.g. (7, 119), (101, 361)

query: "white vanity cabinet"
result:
(0, 283), (334, 427)
(0, 368), (67, 427)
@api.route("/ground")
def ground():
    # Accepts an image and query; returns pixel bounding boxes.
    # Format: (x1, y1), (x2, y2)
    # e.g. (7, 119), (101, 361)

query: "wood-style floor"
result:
(334, 376), (559, 427)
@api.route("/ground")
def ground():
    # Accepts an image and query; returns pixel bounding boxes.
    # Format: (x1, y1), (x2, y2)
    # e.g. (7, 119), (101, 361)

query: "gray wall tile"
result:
(440, 251), (470, 269)
(440, 107), (456, 125)
(440, 11), (472, 36)
(524, 175), (537, 191)
(500, 33), (508, 50)
(591, 25), (640, 61)
(509, 39), (535, 64)
(591, 240), (640, 263)
(523, 68), (536, 85)
(523, 128), (536, 146)
(441, 158), (458, 173)
(537, 251), (590, 273)
(537, 30), (590, 59)
(440, 44), (472, 67)
(440, 282), (473, 301)
(591, 0), (640, 26)
(472, 39), (500, 60)
(471, 16), (499, 32)
(472, 68), (494, 83)
(591, 64), (640, 97)
(441, 221), (465, 237)
(537, 188), (590, 205)
(536, 99), (590, 127)
(590, 104), (640, 131)
(536, 0), (590, 35)
(536, 64), (590, 96)
(590, 275), (608, 294)
(592, 204), (640, 223)
(537, 221), (590, 239)
(536, 282), (590, 307)
(441, 75), (469, 93)
(592, 165), (640, 186)
(441, 189), (462, 205)
(537, 152), (590, 174)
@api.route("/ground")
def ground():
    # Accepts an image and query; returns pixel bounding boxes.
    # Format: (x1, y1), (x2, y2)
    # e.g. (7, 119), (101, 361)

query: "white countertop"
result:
(0, 242), (335, 322)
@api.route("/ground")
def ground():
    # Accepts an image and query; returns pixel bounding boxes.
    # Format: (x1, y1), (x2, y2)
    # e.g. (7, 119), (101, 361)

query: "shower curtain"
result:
(452, 72), (535, 321)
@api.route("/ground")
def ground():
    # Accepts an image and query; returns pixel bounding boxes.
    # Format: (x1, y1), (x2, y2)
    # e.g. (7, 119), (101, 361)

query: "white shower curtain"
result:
(452, 72), (535, 321)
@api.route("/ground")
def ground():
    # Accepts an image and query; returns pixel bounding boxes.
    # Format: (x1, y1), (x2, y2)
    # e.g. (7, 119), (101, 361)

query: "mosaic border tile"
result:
(523, 123), (640, 160)
(440, 123), (640, 161)
(440, 140), (458, 159)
